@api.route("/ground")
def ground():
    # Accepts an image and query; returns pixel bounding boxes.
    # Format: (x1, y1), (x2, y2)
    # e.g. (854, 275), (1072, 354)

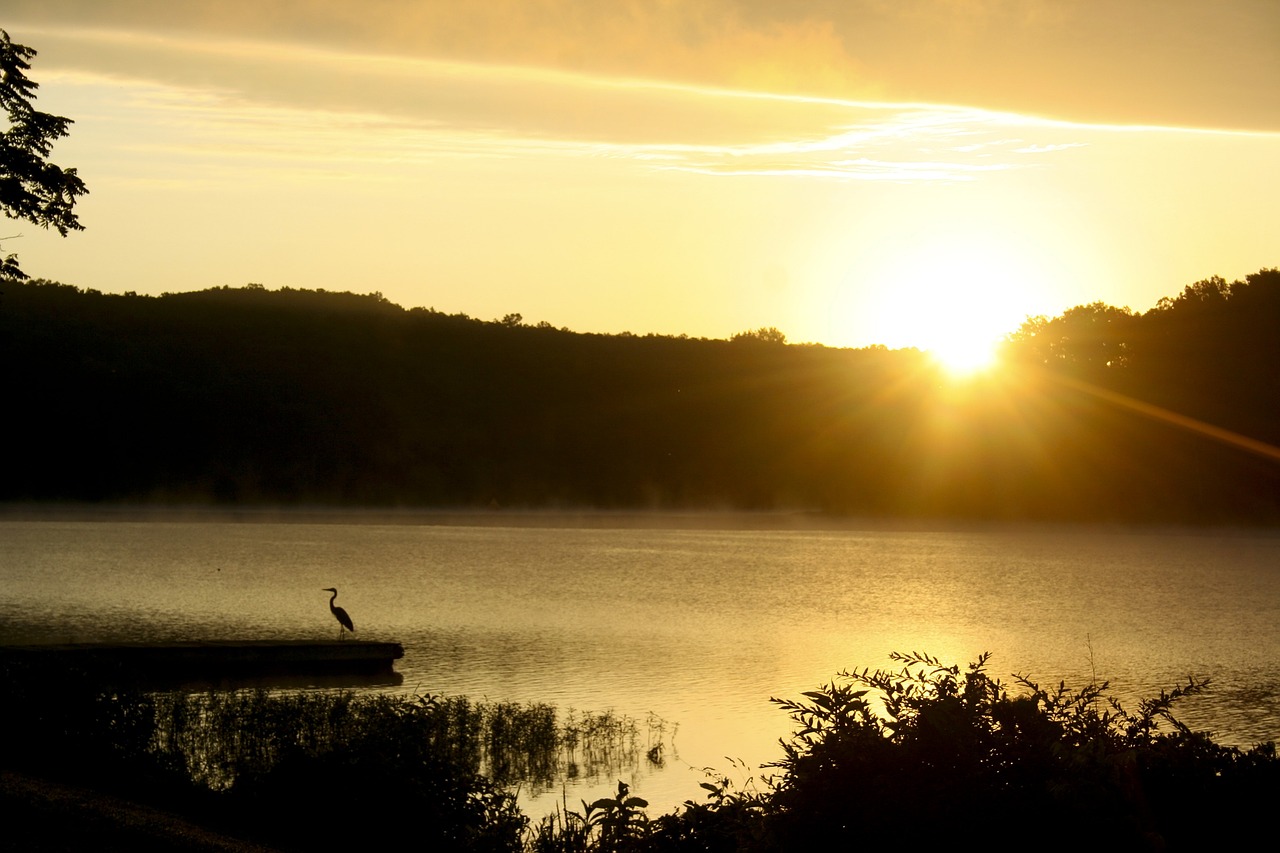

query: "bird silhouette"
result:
(322, 587), (355, 640)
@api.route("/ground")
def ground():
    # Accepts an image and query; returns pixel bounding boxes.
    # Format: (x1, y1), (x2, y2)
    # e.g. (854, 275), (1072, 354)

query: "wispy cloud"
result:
(55, 22), (1273, 192)
(33, 26), (1111, 188)
(12, 0), (1280, 131)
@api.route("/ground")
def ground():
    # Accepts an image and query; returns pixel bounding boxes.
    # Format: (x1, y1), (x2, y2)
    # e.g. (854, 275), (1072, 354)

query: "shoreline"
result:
(4, 501), (1278, 536)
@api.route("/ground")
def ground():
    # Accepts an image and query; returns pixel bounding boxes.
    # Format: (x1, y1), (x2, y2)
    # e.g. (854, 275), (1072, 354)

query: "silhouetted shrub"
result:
(760, 651), (1278, 851)
(562, 651), (1279, 852)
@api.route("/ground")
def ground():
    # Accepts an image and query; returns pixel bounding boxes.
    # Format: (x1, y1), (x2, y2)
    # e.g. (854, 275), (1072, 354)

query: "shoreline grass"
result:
(5, 653), (1278, 851)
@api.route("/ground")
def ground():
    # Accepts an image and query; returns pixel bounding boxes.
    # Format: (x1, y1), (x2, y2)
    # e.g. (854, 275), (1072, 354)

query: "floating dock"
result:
(0, 641), (404, 690)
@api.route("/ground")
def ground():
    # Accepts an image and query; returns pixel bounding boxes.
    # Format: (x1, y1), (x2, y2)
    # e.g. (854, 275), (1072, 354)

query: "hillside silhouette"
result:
(3, 270), (1278, 522)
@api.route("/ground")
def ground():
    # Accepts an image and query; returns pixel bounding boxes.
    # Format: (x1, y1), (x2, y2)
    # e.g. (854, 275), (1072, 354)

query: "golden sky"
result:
(5, 1), (1278, 352)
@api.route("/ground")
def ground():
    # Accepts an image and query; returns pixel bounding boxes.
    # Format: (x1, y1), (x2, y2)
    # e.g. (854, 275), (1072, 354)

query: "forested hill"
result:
(3, 271), (1278, 522)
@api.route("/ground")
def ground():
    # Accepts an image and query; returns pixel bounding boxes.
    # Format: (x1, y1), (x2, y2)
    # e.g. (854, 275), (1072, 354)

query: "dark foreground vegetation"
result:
(3, 269), (1279, 522)
(4, 668), (656, 851)
(5, 653), (1276, 851)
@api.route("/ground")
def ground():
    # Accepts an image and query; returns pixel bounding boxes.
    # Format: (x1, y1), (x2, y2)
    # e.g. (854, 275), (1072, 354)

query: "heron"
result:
(322, 587), (355, 640)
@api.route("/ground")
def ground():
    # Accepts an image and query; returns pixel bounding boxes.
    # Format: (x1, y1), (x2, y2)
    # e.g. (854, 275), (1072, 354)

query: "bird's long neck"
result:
(328, 589), (339, 610)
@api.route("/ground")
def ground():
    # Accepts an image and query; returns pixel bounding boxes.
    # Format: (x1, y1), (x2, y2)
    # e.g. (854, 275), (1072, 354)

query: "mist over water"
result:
(2, 514), (1277, 814)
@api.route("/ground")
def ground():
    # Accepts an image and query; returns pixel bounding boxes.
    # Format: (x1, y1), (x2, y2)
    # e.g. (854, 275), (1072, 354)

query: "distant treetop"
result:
(732, 326), (788, 345)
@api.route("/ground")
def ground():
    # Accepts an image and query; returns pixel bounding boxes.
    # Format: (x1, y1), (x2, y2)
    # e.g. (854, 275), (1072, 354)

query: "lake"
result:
(2, 511), (1278, 815)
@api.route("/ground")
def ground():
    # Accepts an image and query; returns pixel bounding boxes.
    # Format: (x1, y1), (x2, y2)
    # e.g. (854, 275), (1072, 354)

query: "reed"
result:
(0, 669), (675, 849)
(0, 677), (660, 794)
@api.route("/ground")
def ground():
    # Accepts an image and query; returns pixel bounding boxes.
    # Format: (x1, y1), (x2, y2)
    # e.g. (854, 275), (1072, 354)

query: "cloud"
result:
(25, 26), (860, 145)
(24, 14), (1271, 197)
(9, 0), (1278, 131)
(7, 1), (874, 102)
(29, 26), (1104, 191)
(1012, 142), (1087, 155)
(12, 0), (1280, 131)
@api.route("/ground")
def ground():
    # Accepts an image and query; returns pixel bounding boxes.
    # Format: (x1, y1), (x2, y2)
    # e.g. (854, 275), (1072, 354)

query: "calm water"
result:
(2, 515), (1278, 814)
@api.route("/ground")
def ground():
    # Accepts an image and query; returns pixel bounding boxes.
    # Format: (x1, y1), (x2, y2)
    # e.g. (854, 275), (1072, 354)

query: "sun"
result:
(928, 334), (999, 377)
(858, 234), (1038, 377)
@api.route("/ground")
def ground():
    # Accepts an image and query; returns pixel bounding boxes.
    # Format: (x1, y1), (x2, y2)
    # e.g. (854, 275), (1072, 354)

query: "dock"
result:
(0, 640), (405, 690)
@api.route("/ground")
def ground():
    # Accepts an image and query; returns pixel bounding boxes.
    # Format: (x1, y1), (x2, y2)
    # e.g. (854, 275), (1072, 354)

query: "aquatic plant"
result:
(136, 690), (656, 796)
(558, 708), (647, 788)
(527, 781), (650, 853)
(0, 671), (664, 851)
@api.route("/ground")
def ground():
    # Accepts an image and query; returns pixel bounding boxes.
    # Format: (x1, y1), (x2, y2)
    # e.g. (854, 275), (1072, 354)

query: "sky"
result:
(4, 0), (1278, 356)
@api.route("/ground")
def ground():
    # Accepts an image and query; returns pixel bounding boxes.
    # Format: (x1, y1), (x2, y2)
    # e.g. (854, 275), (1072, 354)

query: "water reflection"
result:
(2, 517), (1278, 815)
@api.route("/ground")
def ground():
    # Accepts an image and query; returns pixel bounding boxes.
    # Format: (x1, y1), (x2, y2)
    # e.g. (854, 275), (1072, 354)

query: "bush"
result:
(762, 651), (1279, 851)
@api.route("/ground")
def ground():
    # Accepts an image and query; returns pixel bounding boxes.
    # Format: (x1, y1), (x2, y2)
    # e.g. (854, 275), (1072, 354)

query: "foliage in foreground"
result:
(533, 652), (1279, 852)
(5, 652), (1278, 851)
(759, 652), (1278, 851)
(2, 676), (654, 852)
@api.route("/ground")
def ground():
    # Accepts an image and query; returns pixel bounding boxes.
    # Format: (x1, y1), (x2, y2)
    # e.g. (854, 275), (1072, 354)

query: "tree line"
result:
(2, 270), (1278, 522)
